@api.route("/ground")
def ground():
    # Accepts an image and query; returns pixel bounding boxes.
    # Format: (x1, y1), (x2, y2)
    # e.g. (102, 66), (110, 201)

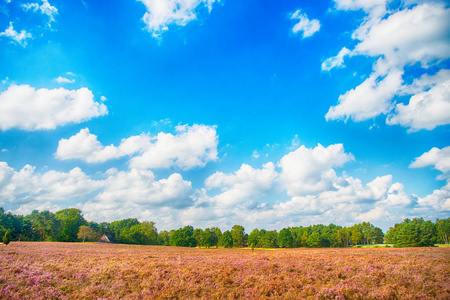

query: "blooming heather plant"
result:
(0, 242), (449, 299)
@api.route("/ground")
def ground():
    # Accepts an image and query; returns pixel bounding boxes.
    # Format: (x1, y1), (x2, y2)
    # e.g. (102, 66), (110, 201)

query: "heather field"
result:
(1, 242), (449, 299)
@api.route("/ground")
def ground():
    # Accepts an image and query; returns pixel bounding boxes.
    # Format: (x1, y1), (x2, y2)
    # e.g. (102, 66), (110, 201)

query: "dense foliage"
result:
(385, 218), (440, 247)
(1, 207), (449, 247)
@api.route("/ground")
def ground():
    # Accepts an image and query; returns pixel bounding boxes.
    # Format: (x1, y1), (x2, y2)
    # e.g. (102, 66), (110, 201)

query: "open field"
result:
(1, 242), (449, 299)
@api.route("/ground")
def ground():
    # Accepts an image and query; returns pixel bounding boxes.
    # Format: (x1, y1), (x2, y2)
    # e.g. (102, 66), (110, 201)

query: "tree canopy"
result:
(1, 207), (448, 248)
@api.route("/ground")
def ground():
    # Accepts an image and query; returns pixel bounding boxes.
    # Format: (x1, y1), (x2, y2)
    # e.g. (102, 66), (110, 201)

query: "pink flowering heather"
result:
(0, 242), (449, 299)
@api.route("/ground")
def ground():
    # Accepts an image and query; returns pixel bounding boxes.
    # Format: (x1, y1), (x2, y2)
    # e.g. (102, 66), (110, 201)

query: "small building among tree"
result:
(98, 234), (114, 243)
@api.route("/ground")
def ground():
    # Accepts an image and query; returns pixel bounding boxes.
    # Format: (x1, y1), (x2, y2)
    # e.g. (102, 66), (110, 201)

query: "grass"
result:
(1, 242), (449, 299)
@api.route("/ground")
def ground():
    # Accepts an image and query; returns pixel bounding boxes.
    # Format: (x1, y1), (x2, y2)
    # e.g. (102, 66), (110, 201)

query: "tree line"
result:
(1, 207), (449, 247)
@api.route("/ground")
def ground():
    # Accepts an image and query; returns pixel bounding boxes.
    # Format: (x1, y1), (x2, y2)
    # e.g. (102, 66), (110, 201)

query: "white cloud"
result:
(138, 0), (219, 38)
(410, 146), (450, 175)
(12, 201), (62, 216)
(278, 143), (354, 196)
(354, 206), (385, 222)
(326, 68), (403, 121)
(0, 22), (32, 47)
(333, 0), (387, 13)
(409, 147), (450, 212)
(54, 76), (75, 84)
(352, 4), (450, 67)
(82, 169), (194, 222)
(95, 169), (193, 207)
(0, 161), (195, 223)
(57, 124), (218, 169)
(416, 181), (450, 212)
(321, 47), (351, 71)
(387, 79), (450, 131)
(22, 0), (58, 26)
(0, 85), (108, 130)
(290, 9), (320, 38)
(0, 162), (102, 207)
(205, 163), (277, 207)
(3, 139), (449, 230)
(325, 2), (450, 129)
(56, 128), (151, 163)
(130, 124), (218, 170)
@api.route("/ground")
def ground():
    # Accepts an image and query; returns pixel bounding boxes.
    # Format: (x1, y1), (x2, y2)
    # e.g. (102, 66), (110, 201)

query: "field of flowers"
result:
(1, 242), (449, 299)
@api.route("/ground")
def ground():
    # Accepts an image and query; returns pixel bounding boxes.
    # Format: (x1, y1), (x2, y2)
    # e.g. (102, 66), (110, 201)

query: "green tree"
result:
(0, 209), (23, 241)
(120, 221), (158, 245)
(157, 230), (170, 245)
(368, 227), (384, 244)
(170, 226), (196, 247)
(3, 229), (11, 245)
(77, 225), (96, 242)
(193, 228), (203, 248)
(306, 231), (321, 248)
(247, 229), (260, 248)
(55, 209), (86, 242)
(436, 218), (450, 244)
(219, 230), (233, 248)
(300, 230), (309, 247)
(386, 218), (437, 247)
(351, 228), (362, 246)
(277, 228), (294, 248)
(231, 225), (245, 248)
(109, 218), (140, 244)
(200, 228), (216, 248)
(139, 221), (158, 245)
(25, 210), (60, 241)
(261, 230), (278, 248)
(210, 227), (222, 248)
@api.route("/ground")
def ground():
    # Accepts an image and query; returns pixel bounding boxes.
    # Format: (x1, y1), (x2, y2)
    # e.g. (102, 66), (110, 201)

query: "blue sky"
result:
(0, 0), (449, 232)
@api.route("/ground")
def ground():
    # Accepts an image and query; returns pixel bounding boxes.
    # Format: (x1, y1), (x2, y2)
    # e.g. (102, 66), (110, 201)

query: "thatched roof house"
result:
(98, 234), (113, 243)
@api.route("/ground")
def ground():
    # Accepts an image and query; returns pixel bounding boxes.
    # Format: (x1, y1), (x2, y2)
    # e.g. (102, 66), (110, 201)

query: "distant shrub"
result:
(3, 229), (11, 245)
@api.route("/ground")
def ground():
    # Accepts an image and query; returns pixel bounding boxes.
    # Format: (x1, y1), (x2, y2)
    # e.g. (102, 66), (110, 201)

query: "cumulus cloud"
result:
(56, 128), (151, 163)
(0, 22), (32, 47)
(137, 0), (219, 38)
(81, 168), (194, 222)
(205, 163), (277, 207)
(325, 2), (450, 130)
(0, 162), (102, 207)
(0, 85), (108, 130)
(4, 139), (449, 230)
(416, 181), (450, 212)
(387, 78), (450, 131)
(246, 173), (415, 228)
(97, 169), (192, 206)
(410, 146), (450, 175)
(290, 9), (320, 38)
(278, 143), (354, 196)
(57, 124), (218, 169)
(1, 161), (195, 222)
(408, 147), (450, 212)
(130, 124), (218, 170)
(326, 67), (403, 121)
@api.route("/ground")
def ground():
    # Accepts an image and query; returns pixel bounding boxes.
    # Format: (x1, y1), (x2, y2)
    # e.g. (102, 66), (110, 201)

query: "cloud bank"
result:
(4, 140), (448, 231)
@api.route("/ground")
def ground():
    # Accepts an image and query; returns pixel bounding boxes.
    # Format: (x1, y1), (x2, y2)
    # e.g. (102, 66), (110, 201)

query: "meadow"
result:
(1, 242), (449, 299)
